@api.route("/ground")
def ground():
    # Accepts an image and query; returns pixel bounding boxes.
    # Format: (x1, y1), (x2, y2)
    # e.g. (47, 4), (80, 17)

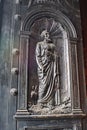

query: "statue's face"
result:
(41, 30), (50, 41)
(44, 32), (49, 40)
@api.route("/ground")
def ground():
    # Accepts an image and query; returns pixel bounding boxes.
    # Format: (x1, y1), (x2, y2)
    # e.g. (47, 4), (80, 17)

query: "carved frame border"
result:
(14, 5), (85, 118)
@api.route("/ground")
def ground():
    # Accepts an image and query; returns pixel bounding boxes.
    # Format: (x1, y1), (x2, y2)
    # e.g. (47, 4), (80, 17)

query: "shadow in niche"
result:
(28, 18), (71, 115)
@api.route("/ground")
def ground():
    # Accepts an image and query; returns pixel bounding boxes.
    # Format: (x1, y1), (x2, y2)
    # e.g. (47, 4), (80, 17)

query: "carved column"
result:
(16, 31), (30, 115)
(70, 38), (83, 114)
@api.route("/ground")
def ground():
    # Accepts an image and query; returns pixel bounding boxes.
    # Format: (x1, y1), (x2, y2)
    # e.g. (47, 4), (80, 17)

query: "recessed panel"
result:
(27, 18), (71, 115)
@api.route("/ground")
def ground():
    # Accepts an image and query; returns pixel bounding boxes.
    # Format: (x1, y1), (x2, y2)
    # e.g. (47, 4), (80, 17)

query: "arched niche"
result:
(16, 7), (83, 115)
(21, 7), (77, 38)
(26, 18), (71, 107)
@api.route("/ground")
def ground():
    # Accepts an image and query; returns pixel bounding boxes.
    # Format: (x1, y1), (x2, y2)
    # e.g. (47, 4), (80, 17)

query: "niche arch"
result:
(21, 7), (77, 38)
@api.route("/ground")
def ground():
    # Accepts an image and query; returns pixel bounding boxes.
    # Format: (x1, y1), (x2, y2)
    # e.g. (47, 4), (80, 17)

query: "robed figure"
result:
(36, 30), (60, 108)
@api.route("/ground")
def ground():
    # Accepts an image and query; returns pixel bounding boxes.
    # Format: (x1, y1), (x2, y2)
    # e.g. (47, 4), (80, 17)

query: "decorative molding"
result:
(14, 113), (86, 120)
(28, 0), (58, 7)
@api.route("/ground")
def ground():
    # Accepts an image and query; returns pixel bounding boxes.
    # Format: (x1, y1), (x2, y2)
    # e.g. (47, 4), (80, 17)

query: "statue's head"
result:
(41, 30), (50, 41)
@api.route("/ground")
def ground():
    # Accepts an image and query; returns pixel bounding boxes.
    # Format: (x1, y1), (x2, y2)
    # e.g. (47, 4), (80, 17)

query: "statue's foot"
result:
(49, 105), (55, 110)
(37, 103), (44, 109)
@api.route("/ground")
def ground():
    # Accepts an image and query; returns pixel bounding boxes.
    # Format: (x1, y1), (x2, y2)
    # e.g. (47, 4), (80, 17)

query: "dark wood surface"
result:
(80, 0), (87, 95)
